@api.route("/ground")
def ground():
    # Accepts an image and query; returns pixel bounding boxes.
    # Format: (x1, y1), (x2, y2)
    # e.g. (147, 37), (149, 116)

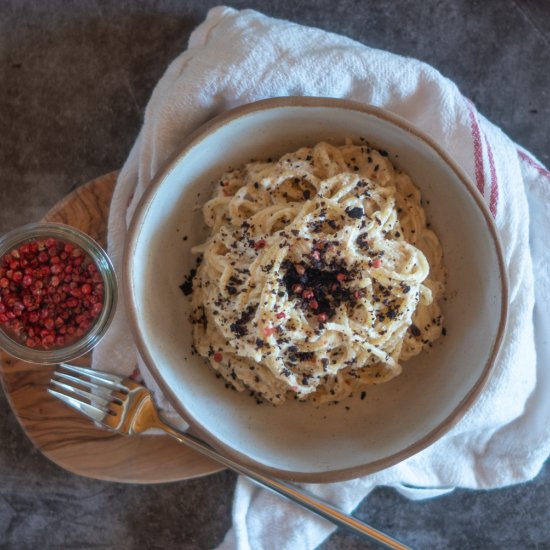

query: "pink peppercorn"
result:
(302, 289), (314, 300)
(254, 239), (266, 251)
(0, 236), (105, 351)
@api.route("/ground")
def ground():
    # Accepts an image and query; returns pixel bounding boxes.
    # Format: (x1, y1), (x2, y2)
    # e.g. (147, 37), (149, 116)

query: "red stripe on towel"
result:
(466, 101), (485, 196)
(518, 149), (550, 181)
(484, 135), (499, 218)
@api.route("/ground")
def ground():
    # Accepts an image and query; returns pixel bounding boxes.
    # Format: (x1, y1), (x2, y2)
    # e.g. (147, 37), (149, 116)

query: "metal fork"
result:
(48, 363), (410, 550)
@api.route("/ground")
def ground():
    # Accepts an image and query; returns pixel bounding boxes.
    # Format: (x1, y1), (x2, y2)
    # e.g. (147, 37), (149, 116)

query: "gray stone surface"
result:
(1, 1), (549, 548)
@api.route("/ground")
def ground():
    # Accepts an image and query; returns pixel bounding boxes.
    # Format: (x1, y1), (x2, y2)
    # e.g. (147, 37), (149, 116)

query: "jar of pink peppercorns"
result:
(0, 222), (117, 364)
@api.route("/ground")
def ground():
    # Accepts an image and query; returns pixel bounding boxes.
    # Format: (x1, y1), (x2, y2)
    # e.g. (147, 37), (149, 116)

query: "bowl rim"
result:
(124, 96), (509, 482)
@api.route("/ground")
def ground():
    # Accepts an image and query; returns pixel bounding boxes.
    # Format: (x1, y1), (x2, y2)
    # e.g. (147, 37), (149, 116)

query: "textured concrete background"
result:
(1, 1), (549, 548)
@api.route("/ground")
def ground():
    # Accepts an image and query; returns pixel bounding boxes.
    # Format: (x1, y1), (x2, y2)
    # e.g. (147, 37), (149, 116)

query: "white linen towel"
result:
(92, 7), (550, 549)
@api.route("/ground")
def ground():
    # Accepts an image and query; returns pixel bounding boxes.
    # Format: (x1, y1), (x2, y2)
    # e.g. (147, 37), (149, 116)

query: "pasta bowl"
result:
(124, 97), (508, 482)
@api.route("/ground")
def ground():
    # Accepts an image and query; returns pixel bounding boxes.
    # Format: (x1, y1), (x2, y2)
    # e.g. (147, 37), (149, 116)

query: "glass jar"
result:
(0, 222), (117, 364)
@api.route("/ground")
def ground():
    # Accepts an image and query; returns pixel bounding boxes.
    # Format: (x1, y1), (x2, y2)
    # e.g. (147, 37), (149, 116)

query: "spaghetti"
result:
(190, 140), (445, 404)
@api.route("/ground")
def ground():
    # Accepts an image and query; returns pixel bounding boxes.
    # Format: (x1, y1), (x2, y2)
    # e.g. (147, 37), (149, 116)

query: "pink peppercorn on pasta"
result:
(190, 140), (445, 404)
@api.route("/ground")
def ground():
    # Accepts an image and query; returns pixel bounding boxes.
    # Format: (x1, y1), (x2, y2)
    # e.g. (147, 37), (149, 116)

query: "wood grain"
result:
(0, 172), (223, 483)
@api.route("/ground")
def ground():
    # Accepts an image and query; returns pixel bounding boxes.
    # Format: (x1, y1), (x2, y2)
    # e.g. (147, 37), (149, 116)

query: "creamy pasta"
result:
(189, 140), (445, 404)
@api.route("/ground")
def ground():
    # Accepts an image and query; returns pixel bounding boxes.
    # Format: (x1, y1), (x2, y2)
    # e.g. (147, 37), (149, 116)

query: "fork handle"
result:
(155, 421), (410, 549)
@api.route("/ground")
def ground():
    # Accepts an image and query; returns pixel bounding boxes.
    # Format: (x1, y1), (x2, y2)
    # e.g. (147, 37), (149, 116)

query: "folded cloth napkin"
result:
(92, 6), (550, 549)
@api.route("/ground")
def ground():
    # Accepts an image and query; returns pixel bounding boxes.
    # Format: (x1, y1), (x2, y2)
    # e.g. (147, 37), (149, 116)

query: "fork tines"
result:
(57, 363), (127, 388)
(48, 363), (127, 422)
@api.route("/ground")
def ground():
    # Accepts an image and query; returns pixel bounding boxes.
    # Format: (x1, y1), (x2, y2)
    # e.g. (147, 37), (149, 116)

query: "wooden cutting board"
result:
(0, 172), (223, 483)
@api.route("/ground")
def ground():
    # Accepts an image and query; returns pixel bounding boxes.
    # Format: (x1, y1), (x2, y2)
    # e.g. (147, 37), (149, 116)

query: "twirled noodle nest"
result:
(190, 140), (445, 405)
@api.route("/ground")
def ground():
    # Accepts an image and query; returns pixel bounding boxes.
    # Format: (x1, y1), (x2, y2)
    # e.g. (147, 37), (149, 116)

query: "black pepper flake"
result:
(379, 149), (389, 157)
(410, 324), (421, 337)
(303, 189), (311, 200)
(442, 327), (447, 336)
(282, 260), (354, 322)
(229, 304), (256, 337)
(226, 285), (238, 295)
(345, 206), (364, 219)
(360, 391), (366, 400)
(356, 233), (370, 250)
(179, 269), (197, 296)
(229, 275), (243, 286)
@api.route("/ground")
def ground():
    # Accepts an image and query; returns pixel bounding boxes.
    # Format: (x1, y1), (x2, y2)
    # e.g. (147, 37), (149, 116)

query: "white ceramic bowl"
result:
(125, 97), (507, 482)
